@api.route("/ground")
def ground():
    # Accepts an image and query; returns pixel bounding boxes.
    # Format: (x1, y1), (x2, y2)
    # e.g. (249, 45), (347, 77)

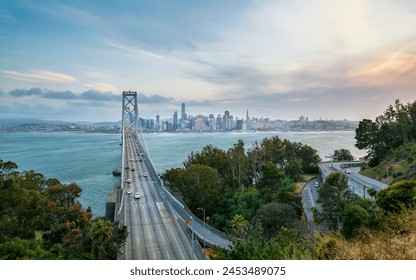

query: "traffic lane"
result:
(160, 203), (193, 259)
(301, 178), (325, 230)
(129, 137), (199, 259)
(128, 198), (147, 260)
(128, 141), (192, 259)
(319, 163), (334, 178)
(123, 191), (144, 259)
(139, 203), (164, 259)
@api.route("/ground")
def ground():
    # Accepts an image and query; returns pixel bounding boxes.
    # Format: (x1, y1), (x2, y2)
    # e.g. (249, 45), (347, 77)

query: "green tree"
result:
(333, 149), (354, 161)
(229, 187), (264, 221)
(229, 214), (249, 238)
(339, 203), (370, 238)
(318, 172), (358, 230)
(0, 159), (127, 259)
(45, 183), (82, 210)
(0, 160), (18, 178)
(253, 202), (301, 239)
(0, 237), (51, 260)
(176, 164), (224, 216)
(376, 181), (416, 213)
(355, 119), (383, 165)
(275, 191), (304, 218)
(355, 99), (416, 166)
(183, 145), (231, 185)
(256, 163), (285, 202)
(227, 140), (250, 188)
(284, 160), (303, 182)
(217, 223), (310, 260)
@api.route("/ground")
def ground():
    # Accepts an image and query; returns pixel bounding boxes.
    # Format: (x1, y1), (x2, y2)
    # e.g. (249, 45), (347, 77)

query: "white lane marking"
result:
(167, 204), (186, 259)
(307, 184), (316, 207)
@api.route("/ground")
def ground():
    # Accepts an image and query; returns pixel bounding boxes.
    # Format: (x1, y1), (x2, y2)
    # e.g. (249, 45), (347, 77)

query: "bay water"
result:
(0, 131), (364, 217)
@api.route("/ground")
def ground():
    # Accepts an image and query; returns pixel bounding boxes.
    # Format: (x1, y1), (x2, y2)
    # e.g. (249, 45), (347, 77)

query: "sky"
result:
(1, 0), (416, 122)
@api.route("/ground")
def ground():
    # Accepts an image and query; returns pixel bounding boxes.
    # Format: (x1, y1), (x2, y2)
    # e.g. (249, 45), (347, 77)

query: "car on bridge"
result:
(134, 192), (141, 199)
(143, 173), (148, 177)
(127, 178), (131, 183)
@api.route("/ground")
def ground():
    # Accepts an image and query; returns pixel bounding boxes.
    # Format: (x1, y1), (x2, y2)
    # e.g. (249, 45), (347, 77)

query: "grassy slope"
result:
(331, 210), (416, 259)
(360, 143), (416, 184)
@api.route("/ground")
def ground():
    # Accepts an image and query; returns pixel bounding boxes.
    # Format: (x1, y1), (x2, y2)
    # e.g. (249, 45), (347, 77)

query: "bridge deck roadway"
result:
(119, 130), (204, 260)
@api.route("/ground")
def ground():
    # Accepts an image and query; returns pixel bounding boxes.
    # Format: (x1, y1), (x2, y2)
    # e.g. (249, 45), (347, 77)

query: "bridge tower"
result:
(122, 91), (138, 136)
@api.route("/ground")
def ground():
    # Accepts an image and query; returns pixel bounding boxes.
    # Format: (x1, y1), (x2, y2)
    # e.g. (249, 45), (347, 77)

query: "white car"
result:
(134, 192), (141, 199)
(345, 169), (351, 174)
(314, 182), (320, 188)
(143, 173), (148, 177)
(127, 178), (132, 183)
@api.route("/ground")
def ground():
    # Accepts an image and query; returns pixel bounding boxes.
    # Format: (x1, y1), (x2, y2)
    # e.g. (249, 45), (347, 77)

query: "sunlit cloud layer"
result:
(1, 0), (416, 121)
(0, 70), (77, 84)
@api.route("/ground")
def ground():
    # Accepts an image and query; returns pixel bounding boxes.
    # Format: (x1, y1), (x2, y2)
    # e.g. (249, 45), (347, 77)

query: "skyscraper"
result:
(181, 103), (187, 129)
(173, 111), (178, 131)
(245, 109), (250, 131)
(223, 110), (230, 130)
(209, 114), (215, 130)
(155, 114), (160, 131)
(216, 114), (222, 130)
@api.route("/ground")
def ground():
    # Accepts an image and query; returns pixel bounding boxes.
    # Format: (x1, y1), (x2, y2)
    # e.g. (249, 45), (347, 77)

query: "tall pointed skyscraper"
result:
(245, 109), (250, 131)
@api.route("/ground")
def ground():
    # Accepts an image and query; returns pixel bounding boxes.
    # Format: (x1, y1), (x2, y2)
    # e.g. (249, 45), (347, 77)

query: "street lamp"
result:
(197, 207), (206, 251)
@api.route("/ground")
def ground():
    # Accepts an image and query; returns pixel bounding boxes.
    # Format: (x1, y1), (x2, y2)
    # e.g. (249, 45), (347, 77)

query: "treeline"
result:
(315, 172), (415, 237)
(162, 136), (320, 241)
(355, 99), (416, 166)
(0, 159), (127, 260)
(217, 175), (416, 259)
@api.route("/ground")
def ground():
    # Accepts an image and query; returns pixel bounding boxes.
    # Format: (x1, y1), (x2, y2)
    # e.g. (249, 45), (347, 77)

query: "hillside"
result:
(316, 209), (416, 260)
(360, 143), (416, 184)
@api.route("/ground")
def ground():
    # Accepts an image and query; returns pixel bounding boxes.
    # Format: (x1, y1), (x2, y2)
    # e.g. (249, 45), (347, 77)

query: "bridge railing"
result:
(133, 129), (232, 248)
(115, 126), (127, 222)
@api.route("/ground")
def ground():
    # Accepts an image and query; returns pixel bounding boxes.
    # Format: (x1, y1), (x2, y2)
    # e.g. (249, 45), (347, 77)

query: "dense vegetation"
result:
(360, 143), (416, 184)
(355, 99), (416, 166)
(0, 159), (127, 259)
(162, 136), (321, 256)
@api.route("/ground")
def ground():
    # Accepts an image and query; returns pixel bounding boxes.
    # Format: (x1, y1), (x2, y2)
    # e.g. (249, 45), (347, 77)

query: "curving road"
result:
(302, 161), (390, 226)
(301, 177), (324, 230)
(319, 161), (388, 195)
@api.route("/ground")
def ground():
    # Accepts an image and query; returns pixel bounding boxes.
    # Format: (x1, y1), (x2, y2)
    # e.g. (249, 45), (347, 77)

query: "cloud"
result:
(347, 50), (416, 87)
(4, 88), (177, 105)
(84, 82), (118, 92)
(43, 90), (78, 100)
(81, 90), (119, 102)
(0, 69), (77, 84)
(185, 99), (215, 107)
(137, 92), (174, 104)
(107, 42), (164, 59)
(9, 87), (43, 97)
(0, 9), (16, 24)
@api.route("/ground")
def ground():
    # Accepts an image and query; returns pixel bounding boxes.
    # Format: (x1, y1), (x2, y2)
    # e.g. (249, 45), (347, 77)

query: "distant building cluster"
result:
(0, 103), (358, 133)
(138, 103), (358, 132)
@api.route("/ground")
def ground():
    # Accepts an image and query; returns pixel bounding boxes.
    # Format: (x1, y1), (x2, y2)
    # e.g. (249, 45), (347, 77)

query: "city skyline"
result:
(1, 1), (416, 122)
(139, 102), (357, 133)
